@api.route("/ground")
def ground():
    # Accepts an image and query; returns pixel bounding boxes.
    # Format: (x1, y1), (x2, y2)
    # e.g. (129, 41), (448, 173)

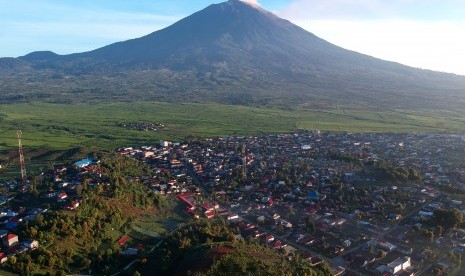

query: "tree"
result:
(180, 237), (192, 249)
(408, 168), (421, 182)
(28, 227), (38, 239)
(47, 255), (56, 269)
(276, 224), (285, 235)
(9, 256), (17, 266)
(433, 208), (464, 229)
(306, 218), (315, 234)
(436, 226), (443, 237)
(377, 249), (385, 258)
(35, 214), (44, 227)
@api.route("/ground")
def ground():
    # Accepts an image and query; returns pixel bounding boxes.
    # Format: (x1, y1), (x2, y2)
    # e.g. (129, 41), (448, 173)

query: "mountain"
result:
(1, 0), (465, 110)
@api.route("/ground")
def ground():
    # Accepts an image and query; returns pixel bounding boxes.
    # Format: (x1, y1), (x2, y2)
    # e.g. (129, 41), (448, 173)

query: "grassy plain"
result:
(1, 102), (465, 152)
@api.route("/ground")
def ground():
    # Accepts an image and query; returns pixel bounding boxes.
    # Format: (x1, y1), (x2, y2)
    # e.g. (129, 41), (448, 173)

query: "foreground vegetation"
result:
(1, 156), (178, 275)
(1, 153), (331, 275)
(2, 102), (465, 152)
(136, 218), (332, 276)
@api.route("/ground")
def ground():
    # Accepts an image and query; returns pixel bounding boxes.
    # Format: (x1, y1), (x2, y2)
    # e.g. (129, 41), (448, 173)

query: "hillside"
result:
(1, 0), (465, 110)
(138, 219), (332, 275)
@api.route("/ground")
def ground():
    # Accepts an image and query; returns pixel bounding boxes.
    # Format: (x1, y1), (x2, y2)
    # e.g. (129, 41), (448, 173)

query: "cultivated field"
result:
(1, 102), (465, 151)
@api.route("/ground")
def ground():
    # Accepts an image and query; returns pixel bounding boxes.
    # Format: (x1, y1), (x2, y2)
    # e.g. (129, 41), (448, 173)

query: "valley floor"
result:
(1, 101), (465, 152)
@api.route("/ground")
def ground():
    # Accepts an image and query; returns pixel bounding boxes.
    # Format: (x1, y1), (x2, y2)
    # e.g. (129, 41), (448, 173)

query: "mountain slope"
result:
(1, 0), (465, 110)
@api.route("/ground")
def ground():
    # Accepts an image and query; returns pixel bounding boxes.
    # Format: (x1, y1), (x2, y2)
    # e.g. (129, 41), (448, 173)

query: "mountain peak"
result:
(234, 0), (261, 8)
(20, 51), (59, 62)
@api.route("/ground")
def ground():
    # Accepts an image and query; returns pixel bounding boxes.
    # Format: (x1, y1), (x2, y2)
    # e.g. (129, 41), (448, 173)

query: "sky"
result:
(1, 0), (464, 75)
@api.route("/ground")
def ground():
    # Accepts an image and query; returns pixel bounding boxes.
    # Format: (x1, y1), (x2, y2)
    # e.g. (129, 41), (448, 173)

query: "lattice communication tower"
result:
(17, 129), (27, 192)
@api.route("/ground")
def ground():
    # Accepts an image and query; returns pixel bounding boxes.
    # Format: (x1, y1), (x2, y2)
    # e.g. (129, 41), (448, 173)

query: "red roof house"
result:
(3, 234), (18, 248)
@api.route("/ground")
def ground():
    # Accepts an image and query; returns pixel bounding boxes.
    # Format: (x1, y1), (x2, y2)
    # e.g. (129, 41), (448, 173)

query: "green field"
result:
(1, 102), (465, 152)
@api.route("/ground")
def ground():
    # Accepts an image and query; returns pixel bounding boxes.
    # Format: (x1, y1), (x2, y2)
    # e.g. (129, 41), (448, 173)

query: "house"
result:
(135, 151), (154, 159)
(4, 221), (18, 230)
(386, 256), (411, 274)
(204, 210), (215, 219)
(65, 201), (80, 210)
(3, 234), (18, 248)
(57, 192), (68, 200)
(0, 253), (7, 263)
(257, 215), (266, 223)
(117, 236), (128, 246)
(265, 235), (275, 243)
(308, 191), (320, 200)
(23, 240), (39, 250)
(74, 158), (96, 168)
(300, 236), (316, 246)
(177, 193), (196, 208)
(419, 211), (433, 217)
(343, 240), (352, 248)
(272, 240), (284, 249)
(227, 214), (239, 221)
(379, 241), (397, 252)
(201, 202), (213, 212)
(396, 245), (413, 255)
(57, 182), (68, 189)
(122, 248), (138, 255)
(309, 257), (323, 267)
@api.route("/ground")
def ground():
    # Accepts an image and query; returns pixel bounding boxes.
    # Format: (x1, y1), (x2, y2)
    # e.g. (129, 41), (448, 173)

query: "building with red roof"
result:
(2, 234), (18, 248)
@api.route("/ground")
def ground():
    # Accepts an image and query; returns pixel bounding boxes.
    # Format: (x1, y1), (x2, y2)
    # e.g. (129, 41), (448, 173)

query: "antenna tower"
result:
(17, 130), (27, 192)
(242, 144), (247, 180)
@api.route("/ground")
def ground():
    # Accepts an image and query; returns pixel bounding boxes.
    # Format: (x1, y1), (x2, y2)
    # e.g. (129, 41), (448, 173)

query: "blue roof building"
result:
(74, 158), (96, 168)
(308, 191), (320, 200)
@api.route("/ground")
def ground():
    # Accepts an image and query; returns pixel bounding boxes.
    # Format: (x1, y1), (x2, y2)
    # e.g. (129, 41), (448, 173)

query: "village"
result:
(116, 132), (465, 275)
(1, 131), (465, 275)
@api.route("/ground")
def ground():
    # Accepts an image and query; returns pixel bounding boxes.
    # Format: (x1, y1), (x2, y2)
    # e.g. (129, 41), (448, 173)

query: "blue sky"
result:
(1, 0), (464, 75)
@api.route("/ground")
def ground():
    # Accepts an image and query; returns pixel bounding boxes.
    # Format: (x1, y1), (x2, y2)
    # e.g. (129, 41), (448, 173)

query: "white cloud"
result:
(274, 0), (465, 75)
(287, 18), (465, 75)
(278, 0), (465, 20)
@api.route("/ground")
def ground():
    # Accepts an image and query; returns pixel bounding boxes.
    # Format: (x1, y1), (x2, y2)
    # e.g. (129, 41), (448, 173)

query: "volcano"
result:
(1, 0), (465, 109)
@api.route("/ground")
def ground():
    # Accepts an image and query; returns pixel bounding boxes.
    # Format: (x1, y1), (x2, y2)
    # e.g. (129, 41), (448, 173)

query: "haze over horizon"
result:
(1, 0), (464, 75)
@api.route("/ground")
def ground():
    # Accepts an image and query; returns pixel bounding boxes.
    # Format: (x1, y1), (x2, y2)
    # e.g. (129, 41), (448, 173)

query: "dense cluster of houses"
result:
(116, 132), (465, 274)
(0, 208), (41, 263)
(2, 132), (465, 274)
(118, 122), (166, 132)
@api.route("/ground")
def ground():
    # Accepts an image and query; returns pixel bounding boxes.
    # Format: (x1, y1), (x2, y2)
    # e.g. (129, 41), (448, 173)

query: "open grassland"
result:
(1, 102), (465, 151)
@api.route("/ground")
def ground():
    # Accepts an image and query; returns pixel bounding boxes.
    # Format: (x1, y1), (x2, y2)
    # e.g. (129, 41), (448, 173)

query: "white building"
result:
(23, 240), (39, 249)
(386, 256), (411, 274)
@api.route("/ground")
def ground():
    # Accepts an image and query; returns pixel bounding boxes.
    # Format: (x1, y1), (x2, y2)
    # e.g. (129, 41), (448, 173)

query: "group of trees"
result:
(138, 219), (331, 275)
(367, 160), (422, 183)
(406, 208), (465, 245)
(4, 190), (133, 274)
(431, 208), (464, 229)
(204, 244), (331, 276)
(406, 226), (435, 243)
